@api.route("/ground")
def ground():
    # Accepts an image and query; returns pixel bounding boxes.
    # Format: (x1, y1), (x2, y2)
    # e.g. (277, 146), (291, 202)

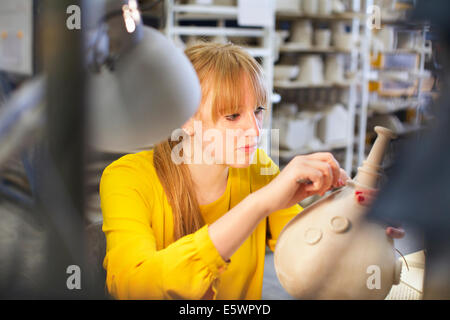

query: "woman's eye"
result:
(225, 113), (240, 121)
(255, 106), (266, 114)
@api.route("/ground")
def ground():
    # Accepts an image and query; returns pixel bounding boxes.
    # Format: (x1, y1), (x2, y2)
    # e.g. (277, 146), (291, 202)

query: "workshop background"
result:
(0, 0), (448, 299)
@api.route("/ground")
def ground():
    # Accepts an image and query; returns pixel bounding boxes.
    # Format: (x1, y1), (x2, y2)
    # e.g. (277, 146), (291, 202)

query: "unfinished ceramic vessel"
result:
(274, 126), (402, 299)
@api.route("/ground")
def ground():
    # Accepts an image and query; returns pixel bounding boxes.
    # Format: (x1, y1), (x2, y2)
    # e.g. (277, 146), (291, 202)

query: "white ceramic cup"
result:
(378, 27), (396, 51)
(290, 20), (313, 47)
(318, 0), (332, 15)
(332, 0), (346, 13)
(274, 65), (300, 81)
(214, 0), (235, 5)
(315, 29), (331, 48)
(331, 21), (347, 35)
(334, 32), (354, 50)
(325, 54), (345, 84)
(297, 55), (324, 85)
(276, 0), (302, 12)
(303, 0), (318, 15)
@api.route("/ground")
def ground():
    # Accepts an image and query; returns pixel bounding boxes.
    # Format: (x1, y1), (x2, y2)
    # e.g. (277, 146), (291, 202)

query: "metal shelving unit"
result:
(273, 0), (372, 175)
(164, 0), (276, 156)
(359, 3), (432, 167)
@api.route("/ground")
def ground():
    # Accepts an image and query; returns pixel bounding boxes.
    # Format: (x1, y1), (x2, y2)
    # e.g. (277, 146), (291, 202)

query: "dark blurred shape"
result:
(368, 0), (450, 299)
(85, 222), (108, 295)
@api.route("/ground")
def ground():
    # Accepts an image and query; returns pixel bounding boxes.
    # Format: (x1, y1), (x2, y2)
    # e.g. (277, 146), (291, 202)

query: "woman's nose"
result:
(243, 111), (261, 138)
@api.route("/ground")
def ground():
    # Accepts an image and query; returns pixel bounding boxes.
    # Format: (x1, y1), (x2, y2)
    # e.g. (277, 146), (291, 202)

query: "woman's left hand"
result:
(354, 189), (405, 239)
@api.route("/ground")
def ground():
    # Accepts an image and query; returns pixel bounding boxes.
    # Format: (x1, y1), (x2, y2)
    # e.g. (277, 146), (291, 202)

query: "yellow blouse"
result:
(100, 148), (302, 300)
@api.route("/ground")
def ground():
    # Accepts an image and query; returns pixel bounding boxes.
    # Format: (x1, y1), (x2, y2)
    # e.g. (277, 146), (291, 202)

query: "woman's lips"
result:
(239, 145), (257, 153)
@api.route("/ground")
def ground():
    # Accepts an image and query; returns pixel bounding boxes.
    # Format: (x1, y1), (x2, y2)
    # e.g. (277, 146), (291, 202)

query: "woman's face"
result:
(182, 76), (265, 168)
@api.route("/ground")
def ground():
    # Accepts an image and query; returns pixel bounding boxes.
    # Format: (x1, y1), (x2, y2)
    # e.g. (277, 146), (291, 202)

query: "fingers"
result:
(303, 159), (334, 196)
(339, 168), (350, 185)
(298, 164), (326, 194)
(291, 152), (346, 197)
(306, 152), (341, 187)
(386, 227), (405, 239)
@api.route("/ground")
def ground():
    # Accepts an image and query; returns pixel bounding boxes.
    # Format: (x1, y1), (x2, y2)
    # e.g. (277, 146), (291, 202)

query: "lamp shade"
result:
(88, 26), (201, 153)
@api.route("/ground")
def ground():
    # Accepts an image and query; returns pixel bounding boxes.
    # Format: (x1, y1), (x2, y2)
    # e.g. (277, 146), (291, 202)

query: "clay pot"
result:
(297, 55), (324, 85)
(274, 126), (402, 299)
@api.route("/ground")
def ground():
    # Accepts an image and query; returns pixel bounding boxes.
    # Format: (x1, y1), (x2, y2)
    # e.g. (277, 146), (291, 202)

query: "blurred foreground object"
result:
(368, 0), (450, 299)
(0, 0), (200, 298)
(88, 0), (201, 152)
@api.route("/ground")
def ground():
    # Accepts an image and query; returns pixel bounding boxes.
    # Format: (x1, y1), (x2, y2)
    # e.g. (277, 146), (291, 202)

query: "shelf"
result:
(276, 11), (368, 21)
(279, 43), (353, 54)
(366, 98), (421, 115)
(274, 79), (355, 89)
(274, 140), (348, 159)
(173, 4), (238, 15)
(173, 4), (238, 20)
(243, 47), (271, 57)
(171, 26), (265, 37)
(374, 48), (429, 55)
(369, 69), (432, 82)
(380, 18), (430, 29)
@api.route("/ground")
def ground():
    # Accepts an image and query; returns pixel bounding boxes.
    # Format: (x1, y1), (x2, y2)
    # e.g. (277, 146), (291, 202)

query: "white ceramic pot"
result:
(318, 0), (332, 15)
(214, 0), (235, 5)
(317, 103), (348, 145)
(278, 103), (299, 117)
(276, 0), (302, 12)
(303, 0), (318, 15)
(332, 0), (346, 13)
(276, 111), (321, 150)
(334, 32), (354, 50)
(274, 65), (300, 81)
(314, 29), (331, 49)
(297, 55), (324, 85)
(377, 27), (396, 51)
(331, 21), (347, 35)
(290, 20), (313, 47)
(324, 54), (344, 84)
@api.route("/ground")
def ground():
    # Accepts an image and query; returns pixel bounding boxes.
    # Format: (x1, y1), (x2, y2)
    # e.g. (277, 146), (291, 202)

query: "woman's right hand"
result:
(256, 152), (349, 214)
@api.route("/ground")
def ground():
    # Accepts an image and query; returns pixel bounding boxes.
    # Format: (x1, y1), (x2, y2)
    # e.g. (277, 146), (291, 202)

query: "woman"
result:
(100, 42), (404, 300)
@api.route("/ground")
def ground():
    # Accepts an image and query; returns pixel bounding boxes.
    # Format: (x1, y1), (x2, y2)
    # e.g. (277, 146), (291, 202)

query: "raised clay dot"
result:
(330, 216), (349, 233)
(304, 228), (322, 245)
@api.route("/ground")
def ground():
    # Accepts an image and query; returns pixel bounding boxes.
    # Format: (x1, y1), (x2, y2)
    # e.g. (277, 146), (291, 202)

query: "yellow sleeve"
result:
(267, 204), (303, 252)
(100, 157), (230, 300)
(250, 149), (303, 252)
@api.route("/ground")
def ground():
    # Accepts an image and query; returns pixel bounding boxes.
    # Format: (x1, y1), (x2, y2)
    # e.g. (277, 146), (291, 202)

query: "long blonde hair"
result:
(153, 42), (268, 241)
